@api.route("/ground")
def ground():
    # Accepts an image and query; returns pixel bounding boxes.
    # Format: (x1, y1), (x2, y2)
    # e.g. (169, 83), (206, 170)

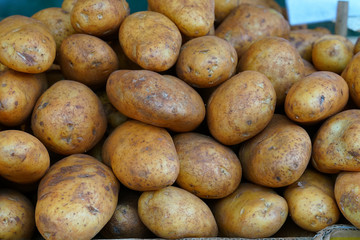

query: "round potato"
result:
(138, 186), (218, 238)
(174, 132), (242, 199)
(71, 0), (129, 37)
(207, 70), (276, 145)
(31, 80), (107, 155)
(239, 114), (311, 188)
(285, 71), (349, 125)
(106, 70), (205, 132)
(0, 189), (35, 240)
(0, 15), (56, 74)
(341, 52), (360, 107)
(176, 35), (238, 88)
(213, 182), (288, 238)
(59, 33), (119, 88)
(119, 11), (182, 72)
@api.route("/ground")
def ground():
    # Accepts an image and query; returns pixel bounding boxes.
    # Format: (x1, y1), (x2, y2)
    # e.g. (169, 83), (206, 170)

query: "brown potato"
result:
(239, 114), (311, 188)
(285, 71), (349, 125)
(138, 186), (218, 238)
(341, 52), (360, 107)
(207, 70), (276, 145)
(174, 132), (242, 199)
(31, 80), (107, 155)
(148, 0), (214, 38)
(284, 169), (340, 232)
(176, 36), (238, 88)
(0, 15), (56, 73)
(215, 4), (290, 57)
(106, 70), (205, 132)
(238, 36), (305, 106)
(0, 189), (35, 240)
(108, 120), (179, 191)
(0, 69), (47, 126)
(119, 11), (182, 72)
(35, 154), (120, 240)
(59, 33), (119, 88)
(213, 182), (288, 238)
(71, 0), (129, 37)
(312, 109), (360, 173)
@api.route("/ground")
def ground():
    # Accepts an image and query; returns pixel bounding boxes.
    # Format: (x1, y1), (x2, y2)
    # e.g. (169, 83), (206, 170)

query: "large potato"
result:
(341, 52), (360, 107)
(106, 70), (205, 132)
(119, 11), (182, 72)
(207, 70), (276, 145)
(148, 0), (214, 38)
(138, 186), (218, 238)
(35, 154), (120, 240)
(0, 15), (56, 73)
(31, 80), (107, 155)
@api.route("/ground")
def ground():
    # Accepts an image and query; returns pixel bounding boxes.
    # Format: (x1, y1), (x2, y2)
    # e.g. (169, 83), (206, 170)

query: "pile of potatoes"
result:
(1, 0), (360, 239)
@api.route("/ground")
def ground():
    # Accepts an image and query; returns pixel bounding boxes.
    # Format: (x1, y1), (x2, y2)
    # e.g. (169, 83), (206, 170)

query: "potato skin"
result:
(341, 52), (360, 107)
(0, 189), (35, 240)
(138, 186), (218, 238)
(0, 15), (56, 73)
(207, 70), (276, 145)
(213, 182), (288, 238)
(35, 154), (120, 240)
(119, 11), (182, 72)
(106, 70), (205, 132)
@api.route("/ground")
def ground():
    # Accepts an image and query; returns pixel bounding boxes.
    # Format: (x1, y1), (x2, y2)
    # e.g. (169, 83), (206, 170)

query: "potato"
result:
(0, 69), (47, 126)
(148, 0), (214, 38)
(0, 189), (35, 240)
(334, 171), (360, 229)
(31, 80), (107, 155)
(238, 36), (305, 106)
(106, 70), (205, 132)
(175, 36), (238, 88)
(35, 154), (119, 240)
(71, 0), (129, 37)
(207, 70), (276, 145)
(138, 186), (218, 238)
(59, 34), (119, 88)
(312, 109), (360, 173)
(107, 120), (179, 191)
(341, 52), (360, 107)
(285, 71), (349, 125)
(62, 0), (78, 12)
(312, 34), (354, 74)
(239, 114), (311, 188)
(119, 11), (182, 72)
(215, 4), (290, 57)
(212, 182), (288, 238)
(173, 132), (241, 199)
(32, 7), (76, 52)
(284, 169), (340, 232)
(0, 15), (56, 74)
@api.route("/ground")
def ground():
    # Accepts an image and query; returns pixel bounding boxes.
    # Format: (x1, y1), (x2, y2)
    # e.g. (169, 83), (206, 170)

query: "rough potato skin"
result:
(35, 154), (120, 240)
(341, 52), (360, 107)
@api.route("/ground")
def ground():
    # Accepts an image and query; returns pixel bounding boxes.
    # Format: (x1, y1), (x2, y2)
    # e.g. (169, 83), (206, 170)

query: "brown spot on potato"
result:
(78, 174), (96, 178)
(87, 205), (100, 215)
(348, 151), (360, 158)
(48, 176), (75, 186)
(16, 51), (36, 66)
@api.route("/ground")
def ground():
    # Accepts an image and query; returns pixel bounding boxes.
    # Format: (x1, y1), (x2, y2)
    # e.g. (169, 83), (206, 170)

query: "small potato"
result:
(312, 34), (354, 74)
(176, 36), (238, 88)
(216, 4), (290, 57)
(35, 154), (120, 240)
(239, 114), (311, 188)
(0, 69), (47, 126)
(312, 109), (360, 173)
(0, 189), (35, 240)
(59, 33), (119, 88)
(174, 132), (242, 199)
(31, 80), (107, 155)
(213, 182), (288, 238)
(106, 70), (205, 132)
(62, 0), (78, 12)
(0, 15), (56, 73)
(119, 11), (182, 72)
(285, 71), (349, 125)
(71, 0), (129, 37)
(148, 0), (214, 38)
(138, 186), (218, 238)
(341, 52), (360, 107)
(207, 70), (276, 145)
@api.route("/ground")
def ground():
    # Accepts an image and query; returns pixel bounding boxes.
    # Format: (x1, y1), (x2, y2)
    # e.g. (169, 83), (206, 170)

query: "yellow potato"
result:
(61, 0), (78, 12)
(341, 52), (360, 107)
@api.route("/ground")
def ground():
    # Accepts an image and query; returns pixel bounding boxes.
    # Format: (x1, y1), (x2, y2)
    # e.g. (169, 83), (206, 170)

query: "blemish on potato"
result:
(16, 51), (35, 66)
(87, 205), (100, 215)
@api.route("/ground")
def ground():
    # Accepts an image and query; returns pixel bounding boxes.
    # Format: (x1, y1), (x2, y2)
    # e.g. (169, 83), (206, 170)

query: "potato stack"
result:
(0, 0), (360, 239)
